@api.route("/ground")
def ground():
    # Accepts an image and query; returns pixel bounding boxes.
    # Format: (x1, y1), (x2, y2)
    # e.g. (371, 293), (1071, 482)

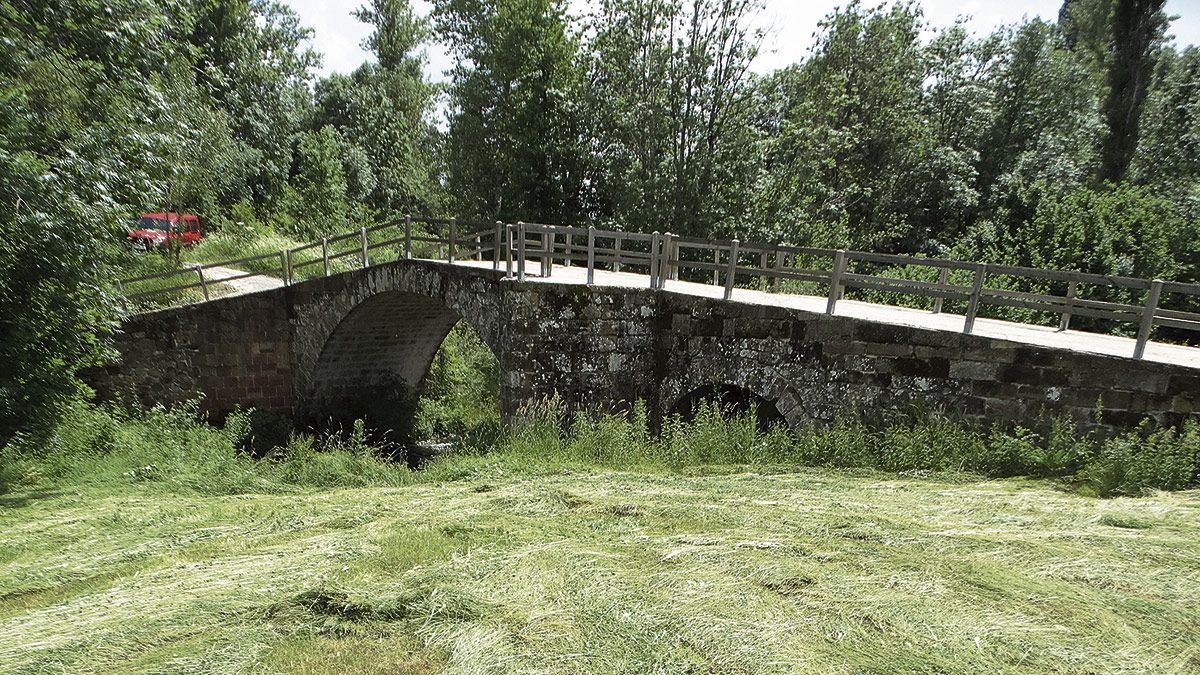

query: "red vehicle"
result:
(126, 212), (203, 252)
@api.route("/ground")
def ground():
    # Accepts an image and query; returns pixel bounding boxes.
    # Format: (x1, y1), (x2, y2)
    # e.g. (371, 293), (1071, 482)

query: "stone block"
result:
(892, 357), (949, 379)
(863, 342), (913, 357)
(949, 360), (1002, 381)
(854, 322), (913, 345)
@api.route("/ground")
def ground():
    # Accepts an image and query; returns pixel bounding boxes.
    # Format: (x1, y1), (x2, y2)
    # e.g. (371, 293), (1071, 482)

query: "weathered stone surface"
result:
(83, 258), (1200, 433)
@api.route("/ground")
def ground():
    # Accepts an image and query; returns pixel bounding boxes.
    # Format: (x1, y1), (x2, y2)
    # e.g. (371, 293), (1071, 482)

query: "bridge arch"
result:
(291, 263), (504, 438)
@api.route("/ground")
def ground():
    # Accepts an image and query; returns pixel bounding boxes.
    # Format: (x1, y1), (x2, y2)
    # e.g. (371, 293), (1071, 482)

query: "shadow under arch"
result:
(299, 289), (498, 453)
(669, 383), (787, 431)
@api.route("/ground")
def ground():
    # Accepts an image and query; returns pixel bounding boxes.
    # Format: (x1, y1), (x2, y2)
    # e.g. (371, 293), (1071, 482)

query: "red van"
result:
(127, 212), (203, 251)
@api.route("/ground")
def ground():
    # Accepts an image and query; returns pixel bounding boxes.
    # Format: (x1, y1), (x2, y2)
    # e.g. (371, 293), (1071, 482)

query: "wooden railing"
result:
(117, 215), (1200, 360)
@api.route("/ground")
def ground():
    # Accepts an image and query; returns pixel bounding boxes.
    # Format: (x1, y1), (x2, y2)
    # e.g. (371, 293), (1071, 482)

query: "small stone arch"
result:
(668, 381), (788, 431)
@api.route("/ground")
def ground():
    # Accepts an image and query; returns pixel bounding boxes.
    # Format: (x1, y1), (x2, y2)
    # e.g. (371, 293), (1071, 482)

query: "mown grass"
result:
(2, 402), (1199, 672)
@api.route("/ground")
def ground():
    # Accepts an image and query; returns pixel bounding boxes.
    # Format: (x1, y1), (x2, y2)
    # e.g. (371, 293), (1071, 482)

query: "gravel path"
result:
(189, 265), (285, 298)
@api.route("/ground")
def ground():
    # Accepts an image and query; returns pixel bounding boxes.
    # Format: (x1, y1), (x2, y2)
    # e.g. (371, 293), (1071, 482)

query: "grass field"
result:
(3, 463), (1199, 673)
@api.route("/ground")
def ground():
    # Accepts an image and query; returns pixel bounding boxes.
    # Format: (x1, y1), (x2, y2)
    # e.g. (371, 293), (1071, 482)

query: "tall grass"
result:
(0, 402), (413, 496)
(478, 398), (1200, 497)
(3, 398), (1196, 499)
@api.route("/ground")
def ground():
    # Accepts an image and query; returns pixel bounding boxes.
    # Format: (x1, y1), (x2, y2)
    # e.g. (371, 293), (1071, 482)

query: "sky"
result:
(286, 0), (1200, 80)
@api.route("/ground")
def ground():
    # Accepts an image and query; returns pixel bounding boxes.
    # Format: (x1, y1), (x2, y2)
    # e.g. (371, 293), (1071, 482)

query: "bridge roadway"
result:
(453, 259), (1200, 370)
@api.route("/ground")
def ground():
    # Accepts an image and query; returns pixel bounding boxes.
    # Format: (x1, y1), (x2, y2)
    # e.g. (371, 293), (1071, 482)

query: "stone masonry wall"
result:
(85, 290), (294, 420)
(499, 283), (1198, 432)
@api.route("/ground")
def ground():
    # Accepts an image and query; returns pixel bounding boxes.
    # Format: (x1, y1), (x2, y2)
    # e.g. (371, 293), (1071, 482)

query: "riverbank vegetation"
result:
(3, 394), (1197, 502)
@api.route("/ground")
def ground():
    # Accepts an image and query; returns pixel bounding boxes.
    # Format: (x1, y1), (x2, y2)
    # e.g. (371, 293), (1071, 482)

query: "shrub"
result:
(1081, 421), (1200, 496)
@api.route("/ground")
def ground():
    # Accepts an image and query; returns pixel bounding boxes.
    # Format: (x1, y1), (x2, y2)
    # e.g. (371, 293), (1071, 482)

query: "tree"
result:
(749, 2), (977, 251)
(1099, 0), (1170, 182)
(283, 126), (352, 239)
(977, 19), (1103, 222)
(1130, 47), (1200, 221)
(188, 0), (319, 210)
(586, 0), (763, 236)
(435, 0), (593, 223)
(312, 0), (440, 216)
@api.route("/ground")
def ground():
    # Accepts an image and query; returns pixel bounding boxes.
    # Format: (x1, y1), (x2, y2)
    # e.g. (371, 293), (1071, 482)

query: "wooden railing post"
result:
(542, 229), (553, 278)
(659, 233), (675, 287)
(668, 234), (679, 282)
(448, 217), (457, 263)
(404, 214), (412, 259)
(493, 221), (503, 271)
(649, 231), (661, 289)
(826, 249), (846, 315)
(587, 225), (596, 285)
(712, 249), (720, 285)
(564, 229), (572, 268)
(321, 237), (330, 276)
(285, 248), (294, 285)
(963, 263), (987, 334)
(1058, 280), (1078, 331)
(279, 250), (288, 283)
(505, 223), (514, 278)
(771, 250), (784, 292)
(517, 221), (527, 281)
(360, 227), (369, 267)
(196, 266), (209, 301)
(613, 235), (623, 273)
(759, 251), (769, 290)
(724, 240), (740, 300)
(475, 234), (482, 261)
(1134, 280), (1164, 359)
(932, 267), (949, 314)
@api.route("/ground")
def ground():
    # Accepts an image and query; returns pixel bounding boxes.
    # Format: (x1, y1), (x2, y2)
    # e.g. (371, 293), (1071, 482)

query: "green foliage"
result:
(414, 322), (500, 443)
(435, 0), (593, 223)
(284, 126), (352, 239)
(1080, 421), (1200, 496)
(3, 392), (1198, 503)
(467, 399), (1198, 497)
(585, 0), (762, 236)
(313, 0), (440, 215)
(0, 401), (413, 495)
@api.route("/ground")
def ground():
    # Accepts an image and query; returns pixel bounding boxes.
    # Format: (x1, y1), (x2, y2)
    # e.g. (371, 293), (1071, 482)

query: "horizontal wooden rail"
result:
(116, 214), (1200, 358)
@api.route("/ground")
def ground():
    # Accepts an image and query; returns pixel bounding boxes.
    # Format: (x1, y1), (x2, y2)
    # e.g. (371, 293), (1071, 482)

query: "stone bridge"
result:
(88, 256), (1200, 435)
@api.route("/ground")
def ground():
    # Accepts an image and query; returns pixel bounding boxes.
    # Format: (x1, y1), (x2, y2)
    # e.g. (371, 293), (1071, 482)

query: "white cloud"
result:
(286, 0), (1200, 80)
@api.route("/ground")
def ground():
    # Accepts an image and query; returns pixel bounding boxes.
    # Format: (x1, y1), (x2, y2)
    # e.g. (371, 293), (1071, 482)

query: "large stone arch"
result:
(289, 262), (504, 429)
